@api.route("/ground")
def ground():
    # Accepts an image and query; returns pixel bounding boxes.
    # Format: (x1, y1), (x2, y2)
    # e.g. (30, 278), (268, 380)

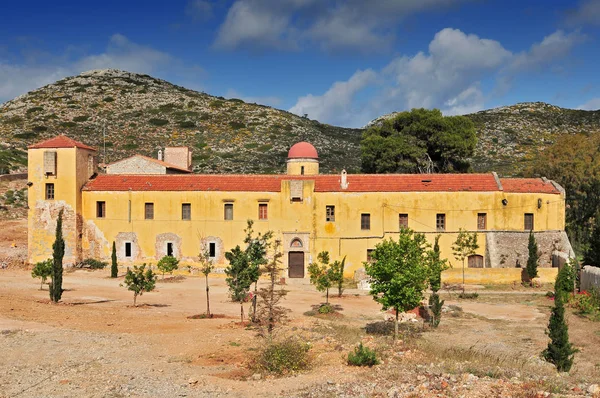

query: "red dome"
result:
(288, 142), (318, 159)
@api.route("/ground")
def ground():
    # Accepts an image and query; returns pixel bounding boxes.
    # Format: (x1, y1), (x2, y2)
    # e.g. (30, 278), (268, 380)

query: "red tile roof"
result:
(28, 135), (96, 151)
(82, 173), (560, 194)
(106, 155), (191, 173)
(500, 178), (560, 194)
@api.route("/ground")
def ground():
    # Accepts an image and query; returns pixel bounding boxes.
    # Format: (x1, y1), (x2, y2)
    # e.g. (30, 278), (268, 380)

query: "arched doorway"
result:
(468, 254), (484, 268)
(288, 238), (305, 278)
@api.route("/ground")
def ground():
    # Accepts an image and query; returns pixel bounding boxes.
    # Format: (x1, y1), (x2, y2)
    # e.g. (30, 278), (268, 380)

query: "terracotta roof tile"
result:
(28, 135), (97, 151)
(500, 178), (560, 194)
(82, 173), (560, 194)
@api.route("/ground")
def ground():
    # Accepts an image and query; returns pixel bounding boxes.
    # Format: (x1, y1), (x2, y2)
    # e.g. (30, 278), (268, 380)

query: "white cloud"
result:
(186, 0), (214, 21)
(289, 69), (377, 126)
(508, 30), (585, 72)
(0, 34), (201, 104)
(225, 88), (282, 107)
(565, 0), (600, 27)
(577, 98), (600, 110)
(213, 0), (471, 52)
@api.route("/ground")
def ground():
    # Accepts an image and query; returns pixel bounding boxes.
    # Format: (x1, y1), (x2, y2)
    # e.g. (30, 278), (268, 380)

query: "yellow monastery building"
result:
(27, 135), (573, 283)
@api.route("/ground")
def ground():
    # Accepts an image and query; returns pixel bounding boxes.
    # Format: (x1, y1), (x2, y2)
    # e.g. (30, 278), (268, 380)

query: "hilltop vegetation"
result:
(1, 70), (599, 177)
(0, 70), (361, 174)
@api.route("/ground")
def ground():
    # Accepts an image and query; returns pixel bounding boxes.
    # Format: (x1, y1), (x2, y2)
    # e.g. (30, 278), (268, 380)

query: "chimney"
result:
(157, 149), (163, 161)
(340, 169), (348, 190)
(164, 147), (192, 171)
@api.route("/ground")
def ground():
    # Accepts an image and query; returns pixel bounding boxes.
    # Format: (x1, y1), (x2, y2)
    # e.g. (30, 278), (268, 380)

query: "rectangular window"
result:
(145, 203), (154, 220)
(258, 203), (268, 220)
(224, 203), (233, 220)
(367, 249), (375, 263)
(399, 213), (409, 229)
(45, 183), (55, 200)
(182, 203), (191, 220)
(436, 214), (446, 231)
(524, 213), (534, 231)
(167, 242), (174, 257)
(43, 151), (57, 175)
(361, 213), (371, 230)
(477, 213), (487, 230)
(209, 242), (216, 258)
(96, 201), (106, 218)
(125, 242), (132, 258)
(326, 205), (335, 222)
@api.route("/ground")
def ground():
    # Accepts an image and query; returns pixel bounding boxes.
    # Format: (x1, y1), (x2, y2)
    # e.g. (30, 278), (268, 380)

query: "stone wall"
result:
(164, 147), (191, 170)
(485, 231), (573, 268)
(106, 156), (165, 174)
(581, 266), (600, 292)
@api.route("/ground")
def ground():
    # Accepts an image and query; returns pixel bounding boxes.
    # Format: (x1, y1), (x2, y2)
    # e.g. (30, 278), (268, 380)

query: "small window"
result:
(367, 249), (375, 263)
(399, 213), (408, 229)
(209, 242), (216, 258)
(301, 166), (305, 175)
(96, 201), (106, 218)
(258, 203), (268, 220)
(167, 242), (173, 257)
(44, 151), (57, 175)
(436, 214), (446, 231)
(361, 213), (371, 230)
(224, 203), (233, 220)
(477, 213), (487, 230)
(182, 203), (191, 220)
(125, 242), (132, 258)
(145, 203), (154, 220)
(524, 213), (534, 231)
(45, 183), (55, 200)
(326, 205), (335, 222)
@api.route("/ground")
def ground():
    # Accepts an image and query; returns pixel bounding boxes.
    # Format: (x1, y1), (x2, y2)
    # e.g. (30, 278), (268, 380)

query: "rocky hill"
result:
(0, 70), (361, 174)
(1, 70), (599, 177)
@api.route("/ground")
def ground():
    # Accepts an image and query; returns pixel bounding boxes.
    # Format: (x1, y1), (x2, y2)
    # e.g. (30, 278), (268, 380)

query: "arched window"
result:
(290, 238), (303, 248)
(468, 254), (484, 268)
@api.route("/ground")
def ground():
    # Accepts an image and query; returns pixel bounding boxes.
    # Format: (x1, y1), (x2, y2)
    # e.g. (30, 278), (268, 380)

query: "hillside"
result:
(1, 70), (599, 177)
(0, 70), (361, 174)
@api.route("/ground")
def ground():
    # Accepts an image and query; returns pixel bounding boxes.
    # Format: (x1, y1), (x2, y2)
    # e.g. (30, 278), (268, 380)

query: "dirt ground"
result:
(1, 220), (600, 397)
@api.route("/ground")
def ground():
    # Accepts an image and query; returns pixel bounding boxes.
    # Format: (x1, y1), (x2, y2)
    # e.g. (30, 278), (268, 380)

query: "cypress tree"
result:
(111, 241), (118, 278)
(543, 294), (577, 372)
(50, 210), (65, 302)
(526, 231), (539, 281)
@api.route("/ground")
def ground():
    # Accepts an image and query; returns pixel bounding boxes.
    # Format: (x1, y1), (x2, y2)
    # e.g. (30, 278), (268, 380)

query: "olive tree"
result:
(32, 259), (52, 290)
(365, 229), (431, 341)
(157, 255), (179, 279)
(122, 264), (157, 306)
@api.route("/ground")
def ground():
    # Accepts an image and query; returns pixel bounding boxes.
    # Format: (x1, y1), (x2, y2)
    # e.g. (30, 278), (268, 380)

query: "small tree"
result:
(244, 220), (273, 321)
(331, 256), (346, 298)
(110, 241), (118, 278)
(157, 255), (179, 279)
(526, 231), (539, 281)
(122, 264), (157, 306)
(50, 209), (65, 303)
(451, 229), (479, 295)
(584, 213), (600, 266)
(255, 240), (288, 336)
(555, 260), (577, 303)
(225, 246), (254, 323)
(543, 294), (577, 372)
(308, 251), (336, 305)
(365, 229), (431, 341)
(428, 235), (449, 327)
(32, 259), (52, 290)
(199, 244), (214, 317)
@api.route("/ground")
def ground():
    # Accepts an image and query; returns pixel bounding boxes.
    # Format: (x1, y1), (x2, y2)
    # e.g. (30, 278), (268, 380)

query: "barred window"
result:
(361, 213), (371, 230)
(399, 213), (408, 229)
(436, 214), (446, 231)
(145, 203), (154, 220)
(326, 205), (335, 222)
(182, 203), (191, 220)
(45, 183), (54, 200)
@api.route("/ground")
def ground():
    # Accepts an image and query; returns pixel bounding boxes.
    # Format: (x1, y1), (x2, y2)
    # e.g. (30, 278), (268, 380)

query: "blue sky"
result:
(0, 0), (599, 127)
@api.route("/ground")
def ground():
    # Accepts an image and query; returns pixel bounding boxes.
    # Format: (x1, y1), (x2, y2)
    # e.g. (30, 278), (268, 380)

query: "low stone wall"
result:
(0, 173), (27, 182)
(581, 266), (600, 292)
(442, 267), (558, 285)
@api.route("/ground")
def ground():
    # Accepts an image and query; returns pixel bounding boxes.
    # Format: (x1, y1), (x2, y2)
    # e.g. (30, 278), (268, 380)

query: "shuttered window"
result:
(361, 213), (371, 230)
(44, 151), (56, 175)
(182, 203), (191, 220)
(524, 213), (534, 231)
(477, 213), (487, 230)
(145, 203), (154, 220)
(45, 183), (54, 200)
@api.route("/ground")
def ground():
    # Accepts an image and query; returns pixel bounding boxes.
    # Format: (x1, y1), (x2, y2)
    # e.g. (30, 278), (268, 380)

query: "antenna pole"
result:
(103, 121), (107, 164)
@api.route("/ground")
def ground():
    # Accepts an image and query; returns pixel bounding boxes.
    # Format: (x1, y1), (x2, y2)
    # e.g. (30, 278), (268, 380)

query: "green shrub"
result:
(14, 132), (38, 139)
(73, 115), (89, 122)
(209, 100), (224, 108)
(157, 255), (179, 278)
(27, 106), (44, 113)
(103, 96), (115, 102)
(149, 118), (169, 126)
(458, 292), (479, 299)
(79, 258), (108, 269)
(32, 259), (53, 290)
(254, 339), (311, 375)
(32, 125), (48, 132)
(122, 143), (139, 150)
(347, 343), (379, 367)
(178, 120), (196, 128)
(229, 121), (246, 130)
(318, 303), (334, 314)
(60, 121), (77, 128)
(199, 114), (210, 120)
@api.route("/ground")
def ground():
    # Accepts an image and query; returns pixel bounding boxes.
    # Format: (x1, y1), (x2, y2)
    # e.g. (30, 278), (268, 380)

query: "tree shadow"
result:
(69, 299), (116, 306)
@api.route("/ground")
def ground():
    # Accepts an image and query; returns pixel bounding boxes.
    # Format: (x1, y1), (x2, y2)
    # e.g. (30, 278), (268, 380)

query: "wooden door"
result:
(468, 255), (484, 268)
(288, 252), (305, 278)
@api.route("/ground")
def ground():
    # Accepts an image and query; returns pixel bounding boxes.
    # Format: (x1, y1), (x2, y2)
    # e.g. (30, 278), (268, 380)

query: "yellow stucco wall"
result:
(442, 267), (558, 284)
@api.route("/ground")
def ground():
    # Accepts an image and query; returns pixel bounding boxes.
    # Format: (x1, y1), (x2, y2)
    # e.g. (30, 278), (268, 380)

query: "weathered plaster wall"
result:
(164, 147), (191, 171)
